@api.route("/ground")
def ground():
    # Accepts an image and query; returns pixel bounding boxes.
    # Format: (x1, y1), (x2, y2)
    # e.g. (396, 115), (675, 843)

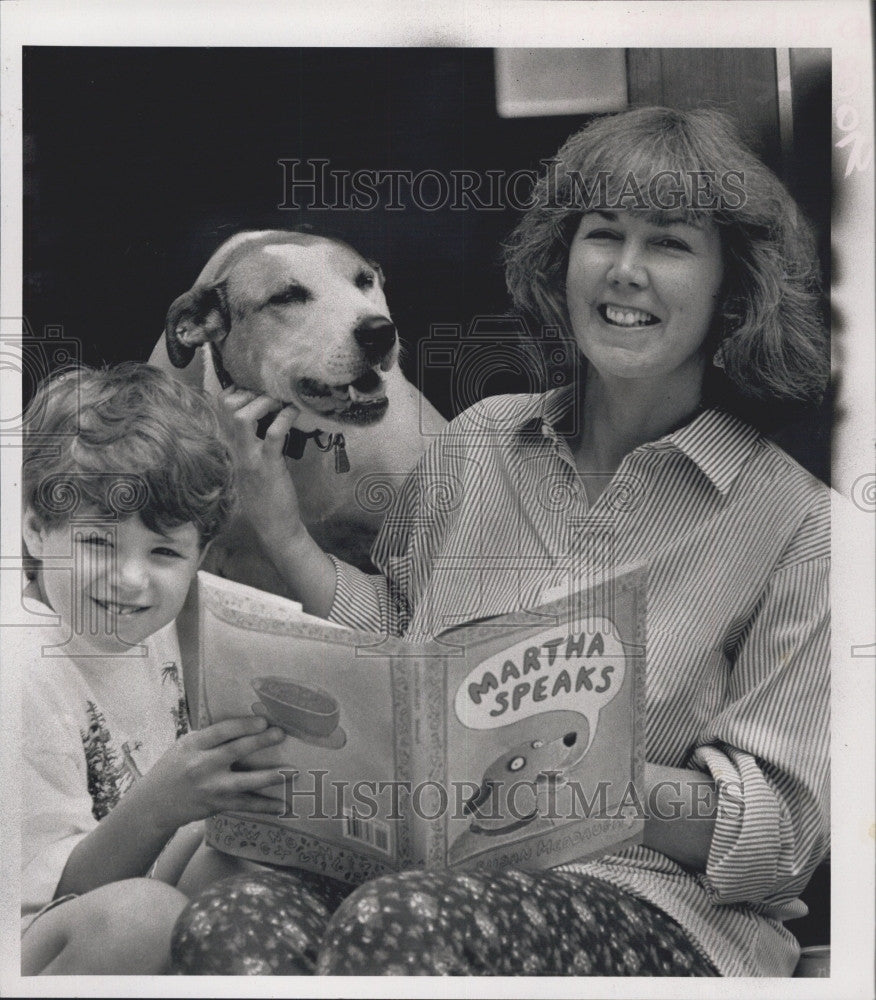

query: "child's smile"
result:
(89, 597), (150, 616)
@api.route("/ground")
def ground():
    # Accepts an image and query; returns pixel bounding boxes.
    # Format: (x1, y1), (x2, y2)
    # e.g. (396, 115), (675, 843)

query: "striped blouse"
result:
(328, 387), (830, 977)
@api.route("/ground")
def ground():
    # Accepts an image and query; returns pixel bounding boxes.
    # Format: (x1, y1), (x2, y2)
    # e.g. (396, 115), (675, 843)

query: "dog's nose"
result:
(354, 317), (397, 358)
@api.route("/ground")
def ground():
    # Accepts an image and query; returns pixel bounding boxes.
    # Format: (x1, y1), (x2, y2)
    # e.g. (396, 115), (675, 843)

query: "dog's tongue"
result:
(349, 369), (382, 395)
(327, 369), (384, 402)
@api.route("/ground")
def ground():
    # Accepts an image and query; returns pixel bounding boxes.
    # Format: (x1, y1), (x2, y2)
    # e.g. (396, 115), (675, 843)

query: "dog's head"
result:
(165, 230), (398, 427)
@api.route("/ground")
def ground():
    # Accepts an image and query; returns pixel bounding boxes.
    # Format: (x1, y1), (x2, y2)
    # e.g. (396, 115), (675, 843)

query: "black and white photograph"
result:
(1, 2), (873, 996)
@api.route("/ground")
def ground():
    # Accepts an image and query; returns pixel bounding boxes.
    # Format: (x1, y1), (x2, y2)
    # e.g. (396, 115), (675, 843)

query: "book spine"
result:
(389, 655), (416, 868)
(175, 577), (203, 728)
(410, 654), (449, 867)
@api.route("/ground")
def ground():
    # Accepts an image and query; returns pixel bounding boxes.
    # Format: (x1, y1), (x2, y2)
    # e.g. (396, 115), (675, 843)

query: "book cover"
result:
(180, 567), (646, 884)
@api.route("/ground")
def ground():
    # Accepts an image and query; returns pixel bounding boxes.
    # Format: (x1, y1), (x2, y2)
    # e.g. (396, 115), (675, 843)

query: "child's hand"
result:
(137, 716), (288, 835)
(217, 385), (305, 543)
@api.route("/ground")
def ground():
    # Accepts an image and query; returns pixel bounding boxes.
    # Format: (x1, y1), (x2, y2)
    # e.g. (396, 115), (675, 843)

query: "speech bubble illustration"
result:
(454, 618), (626, 753)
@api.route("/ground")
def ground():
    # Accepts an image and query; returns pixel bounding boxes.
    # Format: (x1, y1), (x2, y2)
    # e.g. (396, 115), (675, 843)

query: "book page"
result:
(193, 571), (413, 882)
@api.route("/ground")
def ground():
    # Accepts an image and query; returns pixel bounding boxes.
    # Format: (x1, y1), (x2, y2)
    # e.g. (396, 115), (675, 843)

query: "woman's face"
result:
(565, 210), (724, 386)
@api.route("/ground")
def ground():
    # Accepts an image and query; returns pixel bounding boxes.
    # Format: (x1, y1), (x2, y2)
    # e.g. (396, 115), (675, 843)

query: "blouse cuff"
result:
(691, 742), (797, 906)
(327, 555), (386, 632)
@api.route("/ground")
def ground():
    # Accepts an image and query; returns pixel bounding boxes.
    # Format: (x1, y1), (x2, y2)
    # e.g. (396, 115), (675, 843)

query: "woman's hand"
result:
(214, 384), (339, 618)
(642, 763), (717, 872)
(217, 385), (306, 546)
(136, 716), (288, 836)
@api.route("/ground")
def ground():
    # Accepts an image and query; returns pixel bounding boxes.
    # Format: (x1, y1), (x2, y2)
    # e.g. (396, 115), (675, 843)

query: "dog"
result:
(447, 712), (589, 865)
(148, 229), (446, 596)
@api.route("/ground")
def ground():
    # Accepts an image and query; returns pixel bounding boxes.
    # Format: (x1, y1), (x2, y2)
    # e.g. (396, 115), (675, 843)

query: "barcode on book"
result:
(342, 809), (391, 854)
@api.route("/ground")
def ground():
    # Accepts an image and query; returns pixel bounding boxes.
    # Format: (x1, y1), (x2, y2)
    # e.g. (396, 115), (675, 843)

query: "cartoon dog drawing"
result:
(149, 230), (446, 594)
(448, 713), (590, 865)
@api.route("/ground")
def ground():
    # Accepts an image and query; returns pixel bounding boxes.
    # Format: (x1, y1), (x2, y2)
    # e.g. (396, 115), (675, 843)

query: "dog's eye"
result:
(355, 270), (376, 290)
(269, 285), (310, 305)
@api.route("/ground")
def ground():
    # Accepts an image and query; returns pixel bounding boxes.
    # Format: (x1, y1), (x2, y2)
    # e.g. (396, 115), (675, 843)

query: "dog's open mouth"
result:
(295, 367), (389, 425)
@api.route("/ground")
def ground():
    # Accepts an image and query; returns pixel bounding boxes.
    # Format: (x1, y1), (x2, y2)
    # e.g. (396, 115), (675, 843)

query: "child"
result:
(17, 363), (287, 974)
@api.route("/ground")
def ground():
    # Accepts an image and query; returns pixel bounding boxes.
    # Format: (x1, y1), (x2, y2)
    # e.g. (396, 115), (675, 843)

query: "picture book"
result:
(178, 567), (646, 885)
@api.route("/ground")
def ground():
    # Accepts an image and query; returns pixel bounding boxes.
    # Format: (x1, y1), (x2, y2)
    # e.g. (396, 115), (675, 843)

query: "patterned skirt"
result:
(170, 866), (718, 976)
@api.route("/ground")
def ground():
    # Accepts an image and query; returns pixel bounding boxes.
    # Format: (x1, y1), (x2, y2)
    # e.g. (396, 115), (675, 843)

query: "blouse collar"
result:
(515, 386), (762, 496)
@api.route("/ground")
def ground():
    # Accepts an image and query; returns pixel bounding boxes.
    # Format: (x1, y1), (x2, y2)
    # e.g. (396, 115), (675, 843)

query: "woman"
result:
(174, 107), (830, 976)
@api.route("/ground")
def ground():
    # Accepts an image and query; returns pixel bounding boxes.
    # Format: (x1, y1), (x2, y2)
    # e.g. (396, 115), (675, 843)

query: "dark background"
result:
(23, 47), (831, 480)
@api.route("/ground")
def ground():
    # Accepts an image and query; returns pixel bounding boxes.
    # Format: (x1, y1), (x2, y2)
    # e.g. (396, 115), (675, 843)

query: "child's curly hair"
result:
(23, 363), (236, 545)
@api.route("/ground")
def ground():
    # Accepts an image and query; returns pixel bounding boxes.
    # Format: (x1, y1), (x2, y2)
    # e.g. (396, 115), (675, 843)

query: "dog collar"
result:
(209, 342), (235, 390)
(211, 343), (350, 473)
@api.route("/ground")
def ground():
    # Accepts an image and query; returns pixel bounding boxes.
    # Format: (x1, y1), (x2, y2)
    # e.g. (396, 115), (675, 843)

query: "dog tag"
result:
(333, 434), (350, 474)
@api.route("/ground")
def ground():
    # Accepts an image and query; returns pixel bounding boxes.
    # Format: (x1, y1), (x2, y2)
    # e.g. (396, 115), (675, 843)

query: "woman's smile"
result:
(597, 303), (661, 328)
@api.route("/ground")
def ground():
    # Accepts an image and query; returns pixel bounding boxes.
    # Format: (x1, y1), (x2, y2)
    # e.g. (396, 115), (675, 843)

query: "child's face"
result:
(25, 510), (203, 653)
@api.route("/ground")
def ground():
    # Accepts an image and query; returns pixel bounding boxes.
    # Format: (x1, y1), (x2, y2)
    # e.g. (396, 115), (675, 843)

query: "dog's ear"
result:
(164, 283), (230, 369)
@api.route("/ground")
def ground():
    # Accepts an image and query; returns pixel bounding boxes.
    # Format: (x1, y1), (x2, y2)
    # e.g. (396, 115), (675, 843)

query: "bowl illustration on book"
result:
(251, 676), (347, 749)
